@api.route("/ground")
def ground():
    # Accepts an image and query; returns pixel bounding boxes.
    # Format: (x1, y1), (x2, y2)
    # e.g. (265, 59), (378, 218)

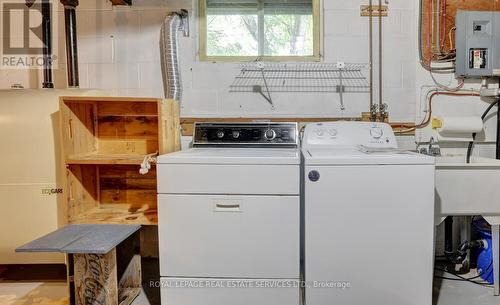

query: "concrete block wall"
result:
(178, 0), (418, 121)
(0, 0), (420, 123)
(1, 0), (491, 148)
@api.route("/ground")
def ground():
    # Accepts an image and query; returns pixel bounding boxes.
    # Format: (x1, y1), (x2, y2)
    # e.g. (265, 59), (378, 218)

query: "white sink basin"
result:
(435, 155), (500, 219)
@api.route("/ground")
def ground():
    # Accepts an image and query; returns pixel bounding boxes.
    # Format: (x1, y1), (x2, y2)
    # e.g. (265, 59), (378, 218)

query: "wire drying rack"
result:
(229, 62), (371, 110)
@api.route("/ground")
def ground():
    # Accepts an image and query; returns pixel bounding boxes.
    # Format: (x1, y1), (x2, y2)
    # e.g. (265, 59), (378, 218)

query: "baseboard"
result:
(0, 264), (67, 281)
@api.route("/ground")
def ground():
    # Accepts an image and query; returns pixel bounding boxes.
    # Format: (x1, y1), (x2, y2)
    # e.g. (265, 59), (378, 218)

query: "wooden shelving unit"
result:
(60, 96), (180, 225)
(66, 153), (148, 165)
(70, 204), (158, 225)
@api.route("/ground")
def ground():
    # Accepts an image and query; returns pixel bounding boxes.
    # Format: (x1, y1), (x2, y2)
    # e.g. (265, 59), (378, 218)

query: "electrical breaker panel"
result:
(455, 11), (500, 78)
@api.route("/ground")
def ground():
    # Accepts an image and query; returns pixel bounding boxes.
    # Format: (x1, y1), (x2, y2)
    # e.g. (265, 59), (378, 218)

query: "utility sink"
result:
(435, 155), (500, 297)
(435, 155), (500, 219)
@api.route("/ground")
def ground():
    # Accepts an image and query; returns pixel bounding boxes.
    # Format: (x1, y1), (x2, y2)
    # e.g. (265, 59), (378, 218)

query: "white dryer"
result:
(302, 122), (435, 305)
(157, 122), (301, 305)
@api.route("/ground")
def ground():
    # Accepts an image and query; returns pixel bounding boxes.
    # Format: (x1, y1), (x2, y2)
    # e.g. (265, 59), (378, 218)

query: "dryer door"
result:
(158, 194), (300, 278)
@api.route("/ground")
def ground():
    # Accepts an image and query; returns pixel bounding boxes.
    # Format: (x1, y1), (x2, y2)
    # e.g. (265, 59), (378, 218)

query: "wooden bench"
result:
(17, 224), (142, 305)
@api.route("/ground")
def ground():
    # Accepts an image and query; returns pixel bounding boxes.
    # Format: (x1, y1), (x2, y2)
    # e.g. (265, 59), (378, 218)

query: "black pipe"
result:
(63, 2), (79, 87)
(497, 102), (500, 160)
(41, 0), (53, 88)
(466, 99), (500, 163)
(447, 239), (488, 265)
(444, 217), (453, 256)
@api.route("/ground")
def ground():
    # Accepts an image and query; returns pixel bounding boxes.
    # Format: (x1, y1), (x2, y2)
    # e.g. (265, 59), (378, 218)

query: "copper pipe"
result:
(378, 0), (383, 107)
(368, 0), (374, 110)
(418, 0), (454, 71)
(395, 90), (480, 133)
(440, 0), (447, 52)
(418, 91), (480, 129)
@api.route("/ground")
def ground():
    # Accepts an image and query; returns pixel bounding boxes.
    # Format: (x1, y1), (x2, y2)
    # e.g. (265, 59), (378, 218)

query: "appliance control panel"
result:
(302, 122), (398, 149)
(193, 122), (298, 147)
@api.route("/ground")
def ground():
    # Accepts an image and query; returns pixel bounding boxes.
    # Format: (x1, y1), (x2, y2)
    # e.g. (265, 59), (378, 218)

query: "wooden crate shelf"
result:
(66, 164), (159, 225)
(66, 153), (148, 165)
(60, 96), (180, 226)
(70, 205), (158, 225)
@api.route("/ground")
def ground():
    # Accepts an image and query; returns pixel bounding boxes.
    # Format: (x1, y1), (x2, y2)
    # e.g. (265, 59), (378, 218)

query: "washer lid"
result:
(303, 148), (435, 165)
(157, 148), (300, 165)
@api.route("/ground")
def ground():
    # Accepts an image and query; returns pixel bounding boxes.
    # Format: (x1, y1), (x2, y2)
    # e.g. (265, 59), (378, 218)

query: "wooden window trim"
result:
(198, 0), (321, 62)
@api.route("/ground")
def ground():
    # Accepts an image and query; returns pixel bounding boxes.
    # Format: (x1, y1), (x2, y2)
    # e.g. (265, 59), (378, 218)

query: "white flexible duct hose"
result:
(160, 12), (184, 102)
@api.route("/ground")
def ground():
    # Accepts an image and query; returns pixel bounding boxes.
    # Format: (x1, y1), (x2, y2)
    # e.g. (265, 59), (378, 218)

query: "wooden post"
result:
(67, 254), (76, 305)
(71, 232), (141, 305)
(116, 232), (142, 304)
(74, 250), (118, 305)
(17, 224), (142, 305)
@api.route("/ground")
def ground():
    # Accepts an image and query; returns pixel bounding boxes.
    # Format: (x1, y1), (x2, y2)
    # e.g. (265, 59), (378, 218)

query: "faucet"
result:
(428, 137), (441, 156)
(419, 137), (441, 156)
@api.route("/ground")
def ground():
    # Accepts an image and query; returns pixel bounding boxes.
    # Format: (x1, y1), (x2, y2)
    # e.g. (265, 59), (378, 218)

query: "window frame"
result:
(198, 0), (321, 62)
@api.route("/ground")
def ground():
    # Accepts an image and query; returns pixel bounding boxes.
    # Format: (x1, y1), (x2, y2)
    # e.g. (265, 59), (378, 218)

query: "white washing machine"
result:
(157, 122), (301, 305)
(302, 122), (435, 305)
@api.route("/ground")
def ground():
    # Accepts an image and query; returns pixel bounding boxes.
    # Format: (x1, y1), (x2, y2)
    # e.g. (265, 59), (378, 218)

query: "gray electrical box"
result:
(455, 11), (500, 78)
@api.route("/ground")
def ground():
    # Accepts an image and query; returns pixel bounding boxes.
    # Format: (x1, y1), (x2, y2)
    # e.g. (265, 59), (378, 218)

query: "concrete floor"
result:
(0, 282), (67, 305)
(0, 282), (153, 305)
(0, 258), (160, 305)
(433, 271), (497, 305)
(0, 273), (498, 305)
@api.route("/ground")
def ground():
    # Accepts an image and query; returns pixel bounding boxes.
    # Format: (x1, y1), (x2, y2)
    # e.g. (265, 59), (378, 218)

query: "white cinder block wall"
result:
(0, 0), (418, 121)
(180, 0), (418, 121)
(1, 0), (493, 149)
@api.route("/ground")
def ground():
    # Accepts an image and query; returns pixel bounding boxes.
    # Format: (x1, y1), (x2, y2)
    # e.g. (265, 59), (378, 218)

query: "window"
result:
(199, 0), (320, 61)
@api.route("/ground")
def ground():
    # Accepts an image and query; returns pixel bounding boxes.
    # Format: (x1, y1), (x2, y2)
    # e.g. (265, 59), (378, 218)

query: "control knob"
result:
(216, 130), (225, 139)
(328, 129), (338, 137)
(265, 129), (277, 140)
(370, 127), (384, 139)
(315, 129), (325, 136)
